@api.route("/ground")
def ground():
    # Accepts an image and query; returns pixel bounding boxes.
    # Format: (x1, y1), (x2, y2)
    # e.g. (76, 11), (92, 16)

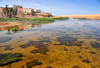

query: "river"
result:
(0, 19), (100, 68)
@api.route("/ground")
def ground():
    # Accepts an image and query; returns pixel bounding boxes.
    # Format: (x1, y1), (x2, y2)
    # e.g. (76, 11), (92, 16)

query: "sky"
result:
(0, 0), (100, 16)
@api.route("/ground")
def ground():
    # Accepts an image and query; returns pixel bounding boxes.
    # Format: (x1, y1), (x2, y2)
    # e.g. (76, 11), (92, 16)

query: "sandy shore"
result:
(53, 14), (100, 19)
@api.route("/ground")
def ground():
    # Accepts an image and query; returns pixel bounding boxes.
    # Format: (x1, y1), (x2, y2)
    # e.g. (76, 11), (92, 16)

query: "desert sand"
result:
(53, 14), (100, 19)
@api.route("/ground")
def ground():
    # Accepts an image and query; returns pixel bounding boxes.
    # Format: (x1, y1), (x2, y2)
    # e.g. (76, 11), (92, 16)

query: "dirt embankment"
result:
(53, 14), (100, 19)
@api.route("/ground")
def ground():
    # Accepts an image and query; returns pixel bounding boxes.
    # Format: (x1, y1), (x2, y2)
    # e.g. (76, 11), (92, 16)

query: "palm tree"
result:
(3, 4), (17, 18)
(5, 4), (8, 8)
(3, 4), (9, 17)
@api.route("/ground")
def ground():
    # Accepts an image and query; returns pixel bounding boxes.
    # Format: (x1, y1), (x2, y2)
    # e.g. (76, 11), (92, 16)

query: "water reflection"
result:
(0, 22), (50, 34)
(0, 20), (100, 68)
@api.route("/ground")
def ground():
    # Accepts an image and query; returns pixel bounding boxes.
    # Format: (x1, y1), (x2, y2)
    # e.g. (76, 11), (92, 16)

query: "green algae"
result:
(91, 42), (100, 48)
(0, 53), (23, 66)
(4, 45), (14, 51)
(19, 41), (49, 54)
(89, 51), (96, 54)
(30, 46), (48, 54)
(82, 59), (90, 63)
(26, 60), (42, 68)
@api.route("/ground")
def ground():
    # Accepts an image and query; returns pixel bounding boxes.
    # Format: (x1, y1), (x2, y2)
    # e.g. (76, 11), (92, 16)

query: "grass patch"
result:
(0, 17), (69, 24)
(53, 17), (69, 20)
(0, 18), (55, 22)
(0, 53), (23, 66)
(74, 18), (87, 20)
(12, 27), (17, 31)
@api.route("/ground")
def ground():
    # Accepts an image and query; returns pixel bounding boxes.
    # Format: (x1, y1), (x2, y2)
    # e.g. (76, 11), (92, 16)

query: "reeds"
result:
(53, 17), (69, 20)
(0, 18), (55, 22)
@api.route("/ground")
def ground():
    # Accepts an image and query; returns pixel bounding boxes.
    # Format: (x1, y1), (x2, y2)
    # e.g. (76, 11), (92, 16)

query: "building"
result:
(35, 9), (41, 13)
(41, 11), (44, 13)
(37, 9), (41, 12)
(18, 8), (22, 12)
(13, 5), (22, 11)
(0, 7), (4, 11)
(22, 8), (34, 14)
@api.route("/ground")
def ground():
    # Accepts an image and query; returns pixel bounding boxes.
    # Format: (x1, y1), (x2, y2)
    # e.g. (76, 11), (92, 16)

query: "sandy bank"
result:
(53, 14), (100, 19)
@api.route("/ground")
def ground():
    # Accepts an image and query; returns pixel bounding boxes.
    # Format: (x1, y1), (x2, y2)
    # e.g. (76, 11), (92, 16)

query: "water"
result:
(0, 19), (100, 68)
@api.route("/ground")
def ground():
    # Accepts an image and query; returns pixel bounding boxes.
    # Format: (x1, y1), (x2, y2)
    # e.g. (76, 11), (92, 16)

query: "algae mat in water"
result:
(0, 37), (12, 43)
(0, 53), (22, 66)
(56, 35), (82, 46)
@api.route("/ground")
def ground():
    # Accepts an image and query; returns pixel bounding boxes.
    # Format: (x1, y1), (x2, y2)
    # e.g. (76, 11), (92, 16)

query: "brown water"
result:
(0, 19), (100, 68)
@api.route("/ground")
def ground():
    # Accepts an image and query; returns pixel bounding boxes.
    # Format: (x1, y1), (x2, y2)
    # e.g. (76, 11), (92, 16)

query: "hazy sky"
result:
(0, 0), (100, 16)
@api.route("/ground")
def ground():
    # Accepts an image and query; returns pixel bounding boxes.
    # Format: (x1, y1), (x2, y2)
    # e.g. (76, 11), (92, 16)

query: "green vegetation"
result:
(0, 53), (22, 66)
(12, 27), (17, 31)
(3, 4), (17, 18)
(53, 17), (69, 20)
(56, 35), (82, 46)
(0, 17), (69, 22)
(0, 18), (55, 22)
(74, 18), (87, 20)
(26, 60), (42, 68)
(33, 21), (53, 24)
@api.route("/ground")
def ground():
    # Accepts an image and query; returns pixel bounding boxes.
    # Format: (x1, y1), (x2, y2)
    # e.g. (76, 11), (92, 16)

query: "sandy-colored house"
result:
(13, 5), (22, 10)
(0, 7), (4, 11)
(22, 8), (34, 14)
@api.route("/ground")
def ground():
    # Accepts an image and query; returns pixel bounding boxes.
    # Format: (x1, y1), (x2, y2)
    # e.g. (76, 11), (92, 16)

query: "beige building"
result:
(22, 8), (34, 14)
(13, 5), (22, 10)
(0, 7), (4, 12)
